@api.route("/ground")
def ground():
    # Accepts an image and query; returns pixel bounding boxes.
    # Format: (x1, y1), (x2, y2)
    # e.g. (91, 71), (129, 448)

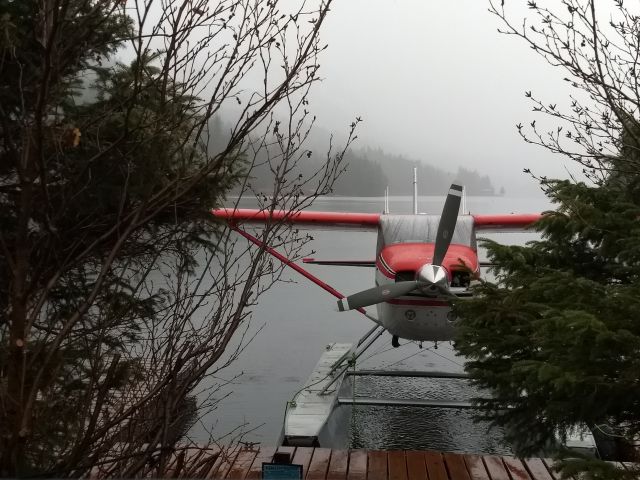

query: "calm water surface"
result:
(194, 194), (551, 453)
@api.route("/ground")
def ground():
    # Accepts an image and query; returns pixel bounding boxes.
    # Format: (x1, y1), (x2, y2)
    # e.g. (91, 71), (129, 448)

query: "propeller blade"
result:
(432, 184), (463, 266)
(337, 281), (422, 311)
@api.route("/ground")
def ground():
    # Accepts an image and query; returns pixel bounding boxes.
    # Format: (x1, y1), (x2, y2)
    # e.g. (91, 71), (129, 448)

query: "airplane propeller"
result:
(337, 184), (463, 312)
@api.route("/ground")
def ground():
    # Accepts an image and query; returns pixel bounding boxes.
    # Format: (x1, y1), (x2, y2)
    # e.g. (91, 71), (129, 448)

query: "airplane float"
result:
(212, 175), (542, 348)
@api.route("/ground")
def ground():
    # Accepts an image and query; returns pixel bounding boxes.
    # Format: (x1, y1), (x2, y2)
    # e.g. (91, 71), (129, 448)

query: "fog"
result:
(303, 0), (580, 196)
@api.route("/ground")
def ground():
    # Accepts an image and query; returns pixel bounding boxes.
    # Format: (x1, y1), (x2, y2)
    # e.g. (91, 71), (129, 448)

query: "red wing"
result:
(472, 213), (542, 231)
(211, 208), (381, 229)
(212, 209), (542, 231)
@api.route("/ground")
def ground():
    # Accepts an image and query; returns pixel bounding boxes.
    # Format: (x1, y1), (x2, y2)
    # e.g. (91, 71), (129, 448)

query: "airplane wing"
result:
(472, 213), (542, 231)
(212, 209), (542, 231)
(210, 208), (381, 229)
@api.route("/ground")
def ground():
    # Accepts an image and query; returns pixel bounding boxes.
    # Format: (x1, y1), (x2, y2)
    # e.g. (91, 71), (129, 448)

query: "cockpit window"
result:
(378, 215), (477, 254)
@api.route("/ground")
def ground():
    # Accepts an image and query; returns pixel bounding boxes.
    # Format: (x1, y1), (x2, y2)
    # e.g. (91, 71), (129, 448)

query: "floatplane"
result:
(212, 172), (595, 452)
(212, 172), (540, 347)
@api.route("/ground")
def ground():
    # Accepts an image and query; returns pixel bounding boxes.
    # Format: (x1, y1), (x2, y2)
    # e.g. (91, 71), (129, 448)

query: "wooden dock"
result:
(174, 446), (566, 479)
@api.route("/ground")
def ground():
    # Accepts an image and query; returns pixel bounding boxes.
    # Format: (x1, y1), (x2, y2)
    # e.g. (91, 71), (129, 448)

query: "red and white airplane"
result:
(212, 185), (540, 347)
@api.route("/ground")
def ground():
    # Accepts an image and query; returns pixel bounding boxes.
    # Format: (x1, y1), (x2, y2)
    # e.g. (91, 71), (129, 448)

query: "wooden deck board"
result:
(387, 451), (407, 480)
(348, 450), (368, 480)
(443, 452), (470, 480)
(463, 455), (490, 480)
(368, 450), (388, 480)
(246, 446), (277, 480)
(226, 449), (258, 479)
(277, 446), (297, 457)
(204, 447), (238, 479)
(291, 447), (314, 478)
(502, 457), (532, 480)
(424, 451), (448, 480)
(405, 451), (427, 480)
(188, 449), (218, 478)
(307, 448), (332, 480)
(541, 459), (562, 480)
(177, 446), (216, 478)
(482, 456), (510, 480)
(326, 449), (349, 480)
(524, 458), (554, 480)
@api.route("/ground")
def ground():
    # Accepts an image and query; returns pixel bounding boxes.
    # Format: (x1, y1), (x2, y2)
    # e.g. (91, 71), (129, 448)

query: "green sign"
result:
(261, 462), (303, 479)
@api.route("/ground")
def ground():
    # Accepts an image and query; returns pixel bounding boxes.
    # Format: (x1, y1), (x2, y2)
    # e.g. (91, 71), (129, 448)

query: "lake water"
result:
(193, 194), (551, 453)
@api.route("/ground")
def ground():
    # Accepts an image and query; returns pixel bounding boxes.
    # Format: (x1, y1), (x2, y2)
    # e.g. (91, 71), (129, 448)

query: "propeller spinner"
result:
(336, 184), (463, 312)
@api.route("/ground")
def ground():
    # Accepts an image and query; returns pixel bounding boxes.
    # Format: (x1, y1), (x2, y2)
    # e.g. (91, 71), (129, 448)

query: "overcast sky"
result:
(303, 0), (582, 196)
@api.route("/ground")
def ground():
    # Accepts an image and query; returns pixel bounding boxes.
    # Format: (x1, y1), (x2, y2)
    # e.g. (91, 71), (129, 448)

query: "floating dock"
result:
(283, 343), (355, 447)
(282, 342), (484, 447)
(283, 343), (598, 455)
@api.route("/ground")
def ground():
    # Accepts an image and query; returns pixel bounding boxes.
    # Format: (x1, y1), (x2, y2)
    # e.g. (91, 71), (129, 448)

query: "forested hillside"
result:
(216, 117), (500, 196)
(354, 147), (498, 196)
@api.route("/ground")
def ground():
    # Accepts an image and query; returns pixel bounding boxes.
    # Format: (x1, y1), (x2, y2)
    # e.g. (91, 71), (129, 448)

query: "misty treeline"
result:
(211, 116), (500, 197)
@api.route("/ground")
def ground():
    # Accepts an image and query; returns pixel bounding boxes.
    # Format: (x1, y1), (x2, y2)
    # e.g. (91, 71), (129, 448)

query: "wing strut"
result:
(229, 224), (380, 325)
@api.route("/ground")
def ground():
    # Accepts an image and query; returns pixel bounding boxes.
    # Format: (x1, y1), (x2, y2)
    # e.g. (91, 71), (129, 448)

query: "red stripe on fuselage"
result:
(376, 257), (395, 279)
(377, 243), (479, 280)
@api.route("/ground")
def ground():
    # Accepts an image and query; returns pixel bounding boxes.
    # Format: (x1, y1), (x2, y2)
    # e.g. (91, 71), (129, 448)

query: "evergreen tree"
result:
(455, 2), (640, 478)
(455, 175), (640, 477)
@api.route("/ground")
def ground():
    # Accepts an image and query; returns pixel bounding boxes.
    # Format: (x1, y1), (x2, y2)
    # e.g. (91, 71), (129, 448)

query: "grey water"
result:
(194, 194), (551, 454)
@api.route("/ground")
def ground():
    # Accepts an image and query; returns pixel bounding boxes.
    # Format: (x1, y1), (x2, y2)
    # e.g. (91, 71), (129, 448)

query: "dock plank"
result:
(204, 447), (239, 479)
(540, 459), (561, 480)
(226, 448), (258, 479)
(502, 457), (532, 480)
(292, 447), (314, 478)
(307, 448), (332, 480)
(348, 450), (368, 480)
(463, 455), (489, 480)
(246, 446), (277, 480)
(524, 458), (554, 480)
(387, 451), (407, 480)
(483, 456), (510, 480)
(327, 449), (349, 480)
(443, 452), (470, 480)
(277, 446), (297, 456)
(424, 451), (448, 480)
(405, 451), (427, 480)
(176, 446), (216, 478)
(368, 450), (388, 480)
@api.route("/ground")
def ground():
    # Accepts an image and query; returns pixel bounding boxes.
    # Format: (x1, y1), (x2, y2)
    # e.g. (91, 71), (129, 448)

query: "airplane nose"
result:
(416, 264), (449, 293)
(417, 264), (446, 284)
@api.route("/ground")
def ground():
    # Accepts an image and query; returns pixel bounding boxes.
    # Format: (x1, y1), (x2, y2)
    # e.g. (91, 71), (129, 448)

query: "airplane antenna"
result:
(413, 167), (418, 215)
(462, 185), (467, 214)
(384, 186), (389, 214)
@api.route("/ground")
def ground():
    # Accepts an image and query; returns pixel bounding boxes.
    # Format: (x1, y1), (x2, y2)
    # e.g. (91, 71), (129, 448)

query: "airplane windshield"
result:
(377, 215), (477, 252)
